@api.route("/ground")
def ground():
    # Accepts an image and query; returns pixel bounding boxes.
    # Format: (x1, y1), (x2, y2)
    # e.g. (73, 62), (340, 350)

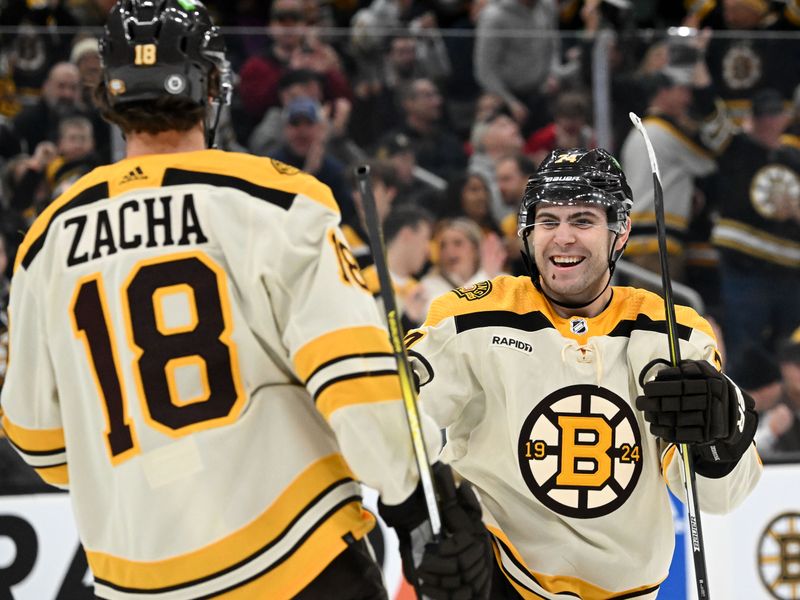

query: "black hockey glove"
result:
(378, 463), (492, 600)
(636, 359), (757, 476)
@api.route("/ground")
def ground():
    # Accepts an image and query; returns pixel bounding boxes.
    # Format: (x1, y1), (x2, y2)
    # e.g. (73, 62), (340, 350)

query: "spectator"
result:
(375, 130), (441, 207)
(386, 77), (466, 181)
(620, 68), (717, 284)
(494, 153), (537, 275)
(772, 330), (800, 453)
(270, 96), (358, 224)
(363, 204), (434, 328)
(468, 111), (525, 218)
(734, 344), (796, 455)
(698, 0), (800, 124)
(442, 171), (500, 234)
(474, 0), (561, 132)
(46, 115), (99, 198)
(525, 90), (595, 164)
(709, 89), (800, 381)
(69, 37), (112, 162)
(237, 0), (351, 127)
(12, 61), (82, 153)
(420, 217), (506, 313)
(0, 0), (80, 103)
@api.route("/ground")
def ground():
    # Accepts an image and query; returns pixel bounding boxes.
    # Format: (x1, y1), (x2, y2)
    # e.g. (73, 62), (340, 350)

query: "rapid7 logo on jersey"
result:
(517, 385), (643, 518)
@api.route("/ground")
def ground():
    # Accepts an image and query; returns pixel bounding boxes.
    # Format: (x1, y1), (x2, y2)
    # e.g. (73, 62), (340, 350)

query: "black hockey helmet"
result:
(99, 0), (232, 111)
(517, 148), (634, 308)
(517, 147), (633, 237)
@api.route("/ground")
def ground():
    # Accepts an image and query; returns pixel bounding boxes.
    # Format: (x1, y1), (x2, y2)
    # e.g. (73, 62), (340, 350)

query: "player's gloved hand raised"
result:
(636, 359), (757, 471)
(379, 463), (492, 600)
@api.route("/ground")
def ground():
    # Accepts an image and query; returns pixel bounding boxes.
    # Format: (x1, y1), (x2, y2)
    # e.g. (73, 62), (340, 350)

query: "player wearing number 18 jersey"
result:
(405, 148), (762, 599)
(0, 2), (452, 599)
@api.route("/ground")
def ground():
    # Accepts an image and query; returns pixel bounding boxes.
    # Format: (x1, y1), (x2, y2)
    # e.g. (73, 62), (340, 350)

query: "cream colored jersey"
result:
(0, 150), (440, 600)
(406, 276), (762, 600)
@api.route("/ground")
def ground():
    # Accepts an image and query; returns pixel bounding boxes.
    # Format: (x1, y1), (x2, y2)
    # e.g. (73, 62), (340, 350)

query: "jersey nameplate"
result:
(64, 193), (208, 267)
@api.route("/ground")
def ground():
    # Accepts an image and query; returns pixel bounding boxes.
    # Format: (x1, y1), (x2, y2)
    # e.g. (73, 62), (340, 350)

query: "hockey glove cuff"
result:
(378, 463), (492, 600)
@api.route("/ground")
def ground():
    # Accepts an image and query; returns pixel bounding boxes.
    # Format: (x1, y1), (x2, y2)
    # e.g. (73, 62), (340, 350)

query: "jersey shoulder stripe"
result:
(14, 149), (339, 272)
(423, 277), (714, 344)
(16, 180), (109, 271)
(162, 168), (295, 210)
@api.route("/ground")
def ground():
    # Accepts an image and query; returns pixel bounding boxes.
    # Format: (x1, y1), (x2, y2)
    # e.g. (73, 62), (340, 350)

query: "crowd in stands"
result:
(2, 0), (800, 493)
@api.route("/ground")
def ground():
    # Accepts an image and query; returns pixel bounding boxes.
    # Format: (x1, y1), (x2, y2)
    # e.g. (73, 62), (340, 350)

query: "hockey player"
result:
(0, 1), (491, 598)
(405, 148), (762, 599)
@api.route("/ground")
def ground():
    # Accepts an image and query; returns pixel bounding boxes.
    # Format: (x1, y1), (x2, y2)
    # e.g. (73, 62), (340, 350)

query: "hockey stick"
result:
(629, 112), (710, 600)
(355, 164), (442, 539)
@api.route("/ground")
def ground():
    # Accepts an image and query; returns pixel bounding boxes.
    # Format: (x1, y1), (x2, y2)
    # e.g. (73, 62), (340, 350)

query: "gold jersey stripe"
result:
(316, 374), (402, 420)
(1, 415), (65, 453)
(630, 211), (689, 229)
(85, 453), (370, 590)
(219, 509), (371, 599)
(489, 526), (663, 599)
(293, 325), (392, 381)
(35, 463), (69, 486)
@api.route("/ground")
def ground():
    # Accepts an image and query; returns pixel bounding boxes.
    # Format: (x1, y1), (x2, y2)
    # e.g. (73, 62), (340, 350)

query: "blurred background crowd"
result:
(1, 0), (800, 493)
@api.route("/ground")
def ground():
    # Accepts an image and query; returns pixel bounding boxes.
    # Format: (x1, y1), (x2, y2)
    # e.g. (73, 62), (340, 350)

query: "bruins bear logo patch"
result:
(452, 280), (492, 301)
(271, 159), (300, 175)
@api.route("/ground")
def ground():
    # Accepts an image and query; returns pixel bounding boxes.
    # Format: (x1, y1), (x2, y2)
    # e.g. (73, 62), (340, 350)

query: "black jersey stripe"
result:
(305, 352), (395, 383)
(162, 169), (295, 210)
(4, 437), (66, 457)
(493, 533), (660, 600)
(19, 182), (110, 269)
(312, 369), (400, 402)
(454, 310), (555, 335)
(492, 534), (579, 598)
(93, 478), (359, 595)
(607, 314), (693, 341)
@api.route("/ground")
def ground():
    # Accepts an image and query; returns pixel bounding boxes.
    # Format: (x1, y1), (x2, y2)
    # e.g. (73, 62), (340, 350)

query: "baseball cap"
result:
(377, 132), (413, 158)
(752, 89), (786, 118)
(284, 96), (320, 125)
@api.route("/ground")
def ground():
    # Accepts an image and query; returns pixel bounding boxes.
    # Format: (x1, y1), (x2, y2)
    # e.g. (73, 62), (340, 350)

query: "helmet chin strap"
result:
(522, 232), (621, 311)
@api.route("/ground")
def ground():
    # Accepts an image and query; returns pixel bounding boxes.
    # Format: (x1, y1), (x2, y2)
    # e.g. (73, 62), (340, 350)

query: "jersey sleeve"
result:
(405, 293), (486, 464)
(259, 182), (441, 505)
(0, 267), (69, 489)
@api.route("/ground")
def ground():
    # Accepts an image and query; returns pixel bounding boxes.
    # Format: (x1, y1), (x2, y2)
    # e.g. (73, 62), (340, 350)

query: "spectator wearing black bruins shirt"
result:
(709, 89), (800, 384)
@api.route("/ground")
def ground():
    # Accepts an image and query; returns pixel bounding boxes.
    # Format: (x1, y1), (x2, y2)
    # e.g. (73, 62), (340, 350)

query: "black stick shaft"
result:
(355, 164), (442, 538)
(631, 112), (710, 599)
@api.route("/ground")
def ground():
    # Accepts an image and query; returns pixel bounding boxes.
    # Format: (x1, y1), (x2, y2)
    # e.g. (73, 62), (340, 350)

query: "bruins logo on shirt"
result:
(750, 165), (800, 220)
(271, 158), (300, 176)
(517, 384), (643, 519)
(757, 512), (800, 600)
(452, 281), (492, 301)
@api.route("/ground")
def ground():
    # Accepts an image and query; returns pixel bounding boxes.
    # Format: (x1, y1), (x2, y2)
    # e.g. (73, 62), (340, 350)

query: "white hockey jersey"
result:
(0, 150), (440, 599)
(406, 275), (762, 600)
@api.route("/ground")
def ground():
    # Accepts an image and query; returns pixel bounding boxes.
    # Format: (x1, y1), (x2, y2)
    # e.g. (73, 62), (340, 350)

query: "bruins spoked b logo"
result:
(758, 512), (800, 600)
(517, 385), (643, 519)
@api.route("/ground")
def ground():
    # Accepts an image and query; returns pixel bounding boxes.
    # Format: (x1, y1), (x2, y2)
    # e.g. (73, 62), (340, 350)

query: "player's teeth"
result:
(554, 257), (581, 264)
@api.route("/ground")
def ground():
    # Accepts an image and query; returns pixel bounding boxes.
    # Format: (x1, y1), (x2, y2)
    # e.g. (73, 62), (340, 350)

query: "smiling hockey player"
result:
(405, 147), (762, 599)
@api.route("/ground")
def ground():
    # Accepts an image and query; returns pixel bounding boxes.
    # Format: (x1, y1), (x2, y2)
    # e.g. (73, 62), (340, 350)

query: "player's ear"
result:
(615, 217), (631, 251)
